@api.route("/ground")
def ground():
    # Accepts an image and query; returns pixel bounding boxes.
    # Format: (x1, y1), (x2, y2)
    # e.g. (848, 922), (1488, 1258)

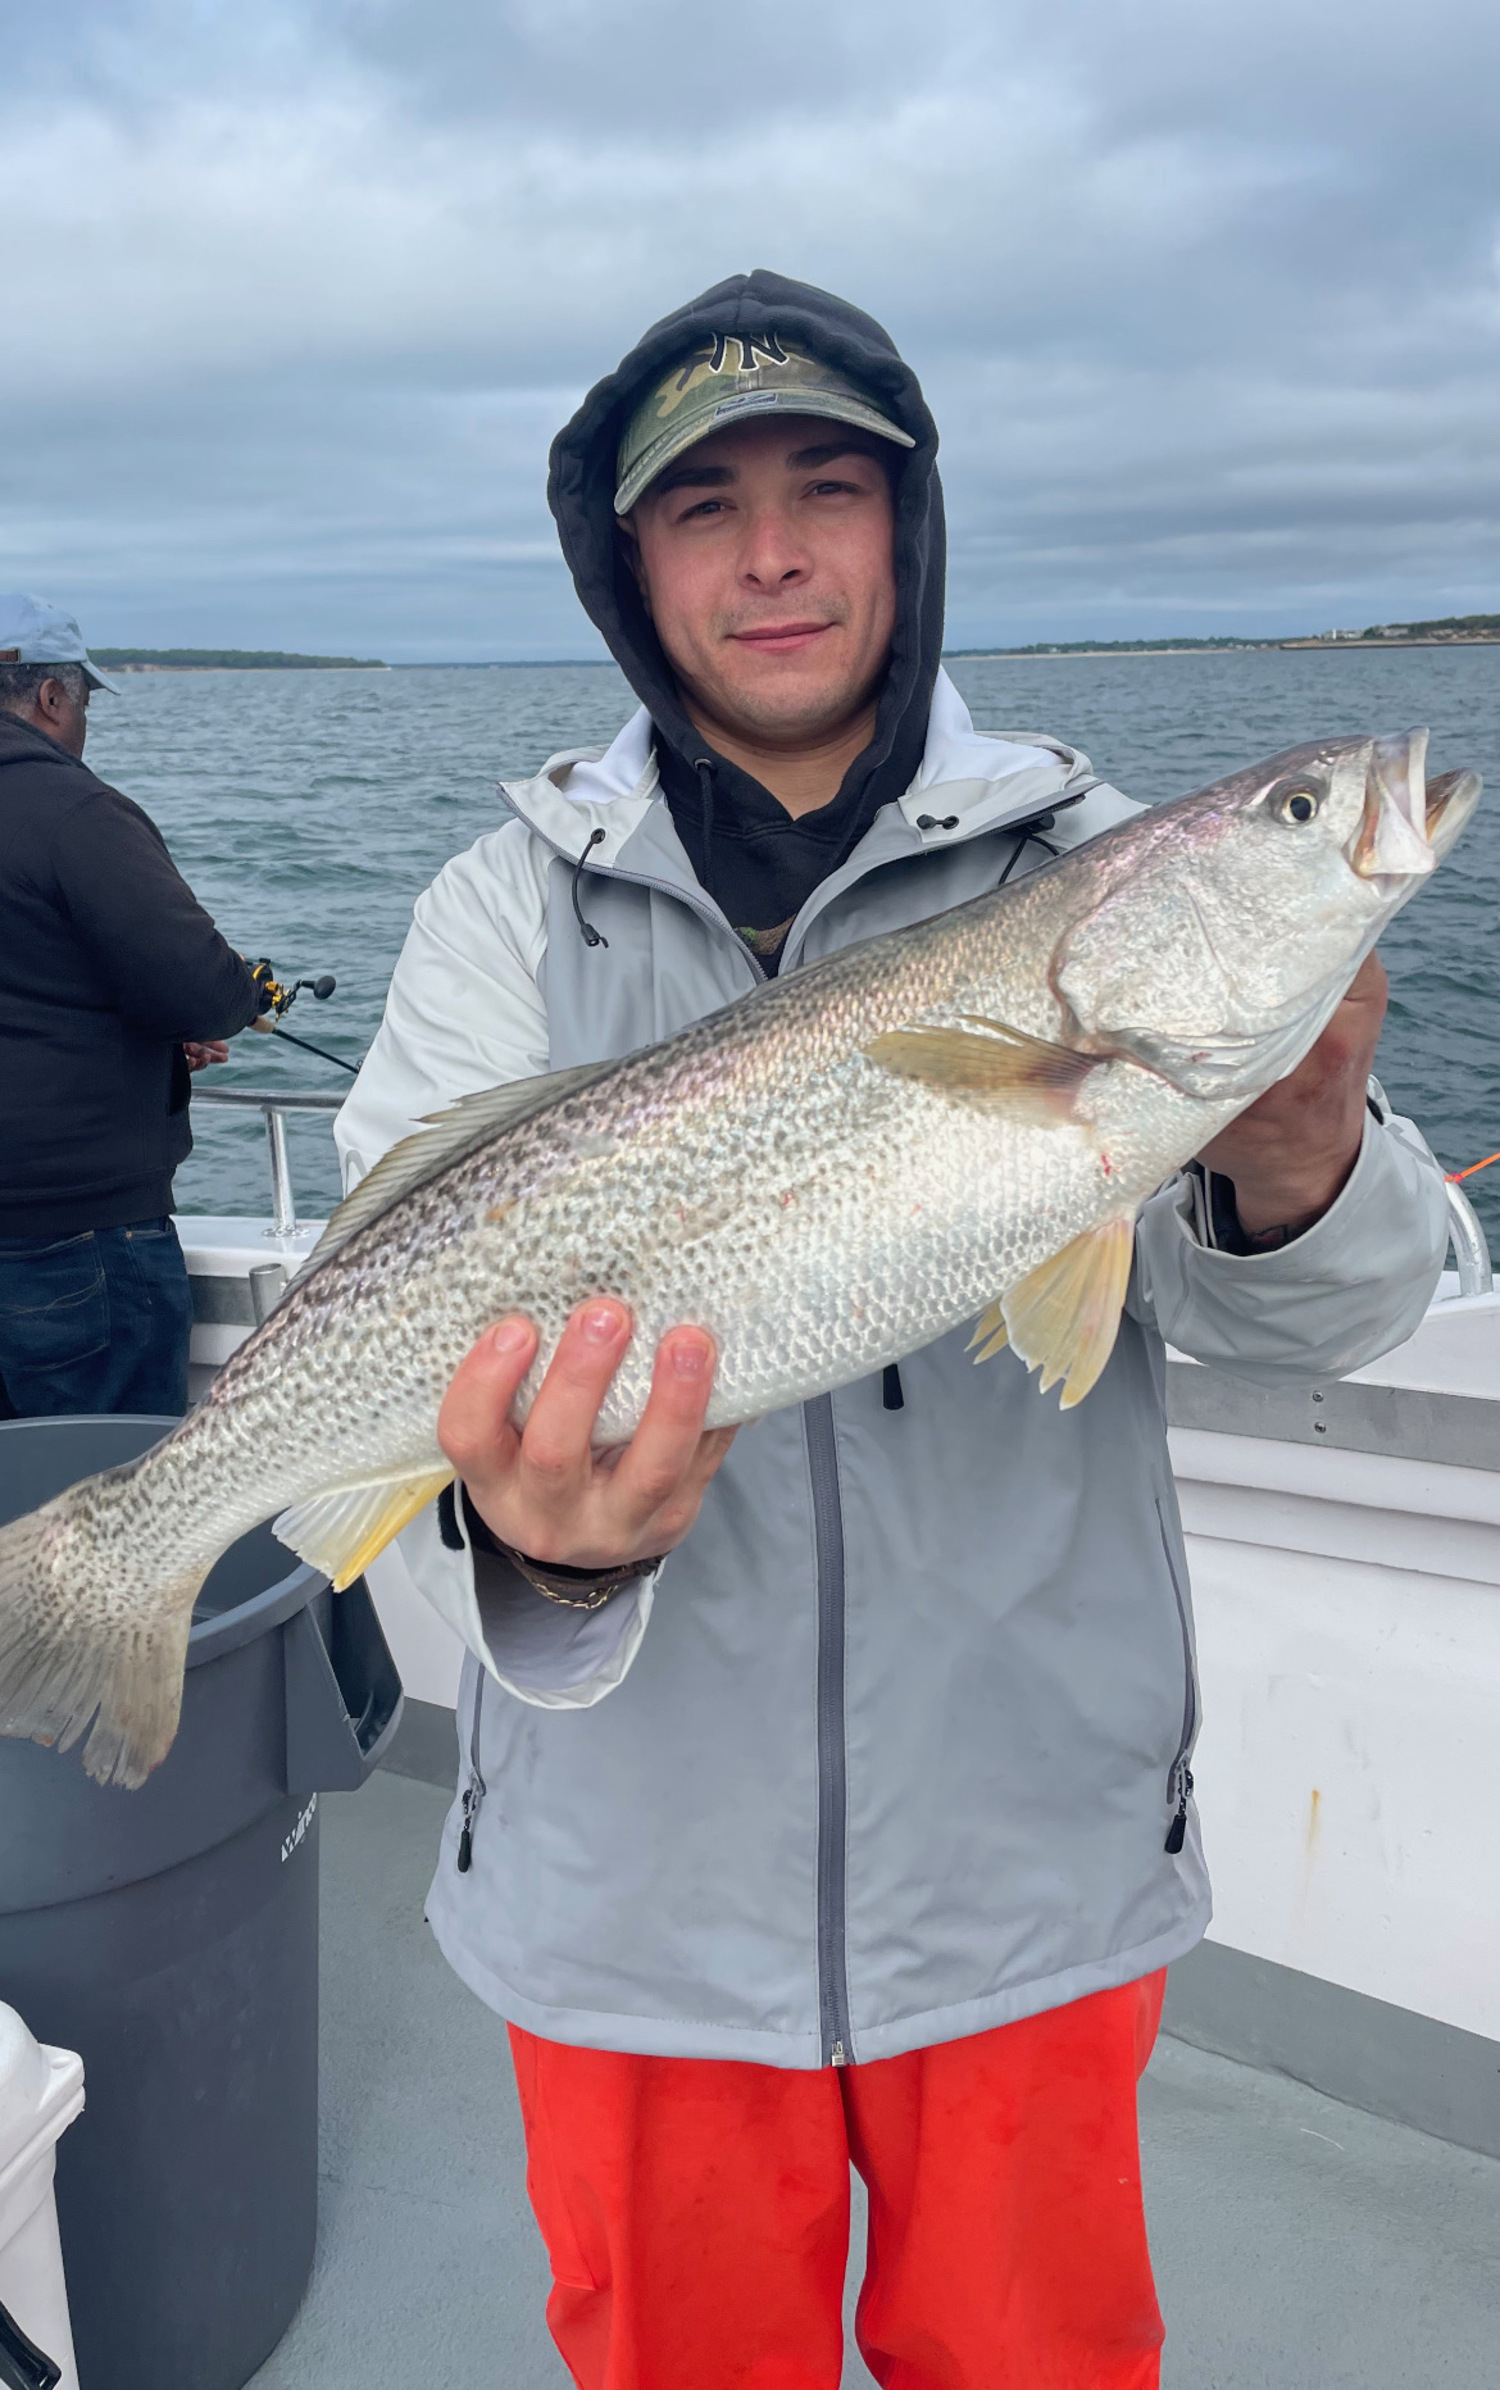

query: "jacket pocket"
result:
(1154, 1493), (1199, 1855)
(0, 1232), (109, 1369)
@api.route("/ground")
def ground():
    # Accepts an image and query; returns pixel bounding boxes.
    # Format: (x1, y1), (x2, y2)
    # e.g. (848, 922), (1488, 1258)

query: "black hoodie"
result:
(549, 270), (945, 965)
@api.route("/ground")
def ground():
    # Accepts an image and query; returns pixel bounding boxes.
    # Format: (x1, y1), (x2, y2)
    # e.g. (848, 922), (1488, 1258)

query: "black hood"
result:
(548, 269), (945, 955)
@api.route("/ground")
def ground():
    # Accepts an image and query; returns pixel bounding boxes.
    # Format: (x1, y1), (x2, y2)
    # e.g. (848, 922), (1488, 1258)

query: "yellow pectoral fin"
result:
(967, 1301), (1010, 1363)
(865, 1017), (1096, 1119)
(274, 1467), (456, 1590)
(1002, 1214), (1136, 1409)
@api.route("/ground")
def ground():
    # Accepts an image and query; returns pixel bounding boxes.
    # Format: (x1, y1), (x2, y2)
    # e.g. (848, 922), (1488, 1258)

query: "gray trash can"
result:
(0, 1416), (404, 2390)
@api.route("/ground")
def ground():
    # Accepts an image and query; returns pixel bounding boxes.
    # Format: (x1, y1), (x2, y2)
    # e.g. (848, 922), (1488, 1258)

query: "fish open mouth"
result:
(1350, 729), (1480, 882)
(1424, 765), (1481, 855)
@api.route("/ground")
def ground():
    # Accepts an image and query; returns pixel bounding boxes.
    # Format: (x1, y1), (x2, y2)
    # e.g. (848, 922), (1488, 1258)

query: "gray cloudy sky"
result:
(2, 0), (1497, 657)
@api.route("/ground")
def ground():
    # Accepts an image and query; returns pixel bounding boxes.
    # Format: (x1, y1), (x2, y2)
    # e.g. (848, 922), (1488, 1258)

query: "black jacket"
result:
(0, 715), (259, 1236)
(549, 268), (946, 964)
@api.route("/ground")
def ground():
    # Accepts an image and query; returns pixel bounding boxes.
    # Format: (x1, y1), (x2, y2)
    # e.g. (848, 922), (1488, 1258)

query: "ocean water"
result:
(81, 648), (1500, 1245)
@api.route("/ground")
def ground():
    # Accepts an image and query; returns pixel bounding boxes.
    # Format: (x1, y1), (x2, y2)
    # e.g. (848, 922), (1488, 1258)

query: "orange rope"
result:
(1447, 1150), (1500, 1184)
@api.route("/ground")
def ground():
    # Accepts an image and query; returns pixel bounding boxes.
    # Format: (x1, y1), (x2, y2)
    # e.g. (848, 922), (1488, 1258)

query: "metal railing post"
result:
(189, 1087), (343, 1242)
(263, 1105), (297, 1237)
(1443, 1178), (1494, 1298)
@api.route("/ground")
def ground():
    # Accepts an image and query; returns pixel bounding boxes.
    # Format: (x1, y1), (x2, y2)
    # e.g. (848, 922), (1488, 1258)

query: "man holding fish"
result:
(0, 274), (1464, 2386)
(335, 275), (1452, 2387)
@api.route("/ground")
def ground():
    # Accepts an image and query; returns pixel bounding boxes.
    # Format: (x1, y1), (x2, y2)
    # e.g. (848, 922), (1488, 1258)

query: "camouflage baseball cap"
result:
(614, 331), (915, 516)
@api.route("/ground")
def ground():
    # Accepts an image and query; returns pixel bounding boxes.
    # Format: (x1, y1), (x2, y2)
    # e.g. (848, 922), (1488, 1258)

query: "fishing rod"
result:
(248, 962), (361, 1075)
(269, 1023), (358, 1074)
(1449, 1149), (1500, 1185)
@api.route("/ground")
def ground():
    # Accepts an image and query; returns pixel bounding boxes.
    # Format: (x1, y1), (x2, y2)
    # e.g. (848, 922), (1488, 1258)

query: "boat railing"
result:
(191, 1086), (344, 1238)
(1443, 1178), (1493, 1298)
(192, 1085), (1498, 1298)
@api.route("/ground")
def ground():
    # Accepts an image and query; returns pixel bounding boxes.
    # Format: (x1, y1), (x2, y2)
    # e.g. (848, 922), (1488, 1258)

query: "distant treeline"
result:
(1370, 613), (1500, 638)
(954, 611), (1500, 657)
(92, 648), (386, 669)
(950, 637), (1266, 656)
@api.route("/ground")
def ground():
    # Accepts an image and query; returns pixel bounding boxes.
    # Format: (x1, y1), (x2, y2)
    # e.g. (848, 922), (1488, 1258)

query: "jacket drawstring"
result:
(994, 810), (1058, 890)
(882, 1363), (905, 1412)
(571, 825), (609, 948)
(694, 756), (717, 890)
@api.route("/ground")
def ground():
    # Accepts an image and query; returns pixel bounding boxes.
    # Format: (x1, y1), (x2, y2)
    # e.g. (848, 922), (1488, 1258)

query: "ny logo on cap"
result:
(656, 333), (794, 421)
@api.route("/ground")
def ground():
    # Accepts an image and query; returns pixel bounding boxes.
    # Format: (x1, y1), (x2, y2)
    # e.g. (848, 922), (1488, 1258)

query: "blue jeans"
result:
(0, 1219), (193, 1420)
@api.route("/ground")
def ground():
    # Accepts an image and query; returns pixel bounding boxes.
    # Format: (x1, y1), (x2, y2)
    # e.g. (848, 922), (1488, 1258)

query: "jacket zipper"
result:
(456, 1672), (487, 1873)
(805, 1395), (853, 2066)
(1156, 1496), (1199, 1854)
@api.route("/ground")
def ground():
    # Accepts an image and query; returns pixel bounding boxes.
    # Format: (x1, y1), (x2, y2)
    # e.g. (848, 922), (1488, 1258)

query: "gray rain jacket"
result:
(337, 273), (1450, 2066)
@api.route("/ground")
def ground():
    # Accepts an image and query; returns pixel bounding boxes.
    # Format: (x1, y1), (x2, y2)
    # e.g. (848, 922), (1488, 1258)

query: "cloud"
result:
(2, 0), (1497, 653)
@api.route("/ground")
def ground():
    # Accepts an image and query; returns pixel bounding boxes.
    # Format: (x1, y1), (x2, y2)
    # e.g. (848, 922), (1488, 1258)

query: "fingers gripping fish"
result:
(0, 731), (1478, 1787)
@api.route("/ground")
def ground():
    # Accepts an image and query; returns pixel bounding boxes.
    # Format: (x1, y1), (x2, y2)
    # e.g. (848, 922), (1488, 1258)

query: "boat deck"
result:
(248, 1767), (1500, 2390)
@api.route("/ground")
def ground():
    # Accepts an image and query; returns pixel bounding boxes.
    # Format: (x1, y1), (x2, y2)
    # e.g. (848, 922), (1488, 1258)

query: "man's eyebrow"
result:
(786, 438), (884, 468)
(651, 461), (736, 496)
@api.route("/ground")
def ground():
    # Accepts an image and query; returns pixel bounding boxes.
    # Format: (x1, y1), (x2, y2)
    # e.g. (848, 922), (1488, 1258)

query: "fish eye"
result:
(1270, 782), (1322, 826)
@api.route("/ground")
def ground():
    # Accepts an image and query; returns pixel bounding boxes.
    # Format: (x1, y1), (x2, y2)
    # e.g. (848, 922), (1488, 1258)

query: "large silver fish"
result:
(0, 730), (1477, 1787)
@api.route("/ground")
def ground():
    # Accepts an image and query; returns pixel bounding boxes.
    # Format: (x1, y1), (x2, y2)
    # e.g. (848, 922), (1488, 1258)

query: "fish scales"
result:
(0, 728), (1478, 1786)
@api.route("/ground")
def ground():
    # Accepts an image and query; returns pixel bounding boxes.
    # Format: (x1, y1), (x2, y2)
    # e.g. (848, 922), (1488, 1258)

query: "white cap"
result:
(0, 592), (120, 693)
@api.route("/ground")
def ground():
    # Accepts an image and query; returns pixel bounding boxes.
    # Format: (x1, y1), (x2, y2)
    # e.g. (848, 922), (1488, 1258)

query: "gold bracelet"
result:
(497, 1545), (665, 1611)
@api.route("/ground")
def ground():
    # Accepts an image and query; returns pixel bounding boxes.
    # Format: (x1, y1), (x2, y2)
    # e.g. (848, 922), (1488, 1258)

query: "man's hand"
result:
(438, 1300), (737, 1572)
(183, 1040), (231, 1072)
(1196, 953), (1387, 1238)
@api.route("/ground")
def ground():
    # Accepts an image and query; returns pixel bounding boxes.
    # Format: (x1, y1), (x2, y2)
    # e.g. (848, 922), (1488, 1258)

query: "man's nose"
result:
(737, 504), (811, 587)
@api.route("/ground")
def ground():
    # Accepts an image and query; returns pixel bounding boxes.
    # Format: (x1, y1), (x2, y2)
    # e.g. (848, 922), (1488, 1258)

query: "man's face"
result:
(625, 415), (897, 750)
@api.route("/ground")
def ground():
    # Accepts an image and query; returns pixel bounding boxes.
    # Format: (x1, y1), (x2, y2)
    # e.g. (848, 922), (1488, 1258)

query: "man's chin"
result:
(696, 662), (875, 751)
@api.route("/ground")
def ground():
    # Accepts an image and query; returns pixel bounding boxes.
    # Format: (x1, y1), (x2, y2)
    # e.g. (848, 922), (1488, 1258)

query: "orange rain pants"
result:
(508, 1968), (1166, 2390)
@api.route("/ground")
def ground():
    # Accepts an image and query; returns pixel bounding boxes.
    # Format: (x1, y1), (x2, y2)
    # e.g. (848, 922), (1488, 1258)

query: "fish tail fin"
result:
(0, 1485), (203, 1790)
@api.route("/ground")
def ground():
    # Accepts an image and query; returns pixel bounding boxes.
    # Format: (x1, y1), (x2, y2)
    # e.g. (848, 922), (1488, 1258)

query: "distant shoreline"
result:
(95, 637), (1500, 673)
(954, 638), (1500, 660)
(106, 662), (391, 673)
(96, 649), (387, 672)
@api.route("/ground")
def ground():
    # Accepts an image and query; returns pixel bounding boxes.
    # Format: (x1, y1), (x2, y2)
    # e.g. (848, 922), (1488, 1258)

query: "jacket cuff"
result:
(1136, 1108), (1451, 1384)
(473, 1553), (653, 1708)
(395, 1493), (657, 1708)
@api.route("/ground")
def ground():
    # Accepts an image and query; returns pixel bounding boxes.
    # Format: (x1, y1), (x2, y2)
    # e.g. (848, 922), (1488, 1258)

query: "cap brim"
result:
(614, 389), (916, 516)
(81, 660), (121, 695)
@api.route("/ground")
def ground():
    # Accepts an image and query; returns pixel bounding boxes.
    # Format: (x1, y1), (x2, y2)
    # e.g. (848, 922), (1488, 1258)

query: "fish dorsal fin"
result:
(866, 1016), (1096, 1119)
(1003, 1214), (1136, 1408)
(289, 1061), (613, 1290)
(274, 1466), (455, 1589)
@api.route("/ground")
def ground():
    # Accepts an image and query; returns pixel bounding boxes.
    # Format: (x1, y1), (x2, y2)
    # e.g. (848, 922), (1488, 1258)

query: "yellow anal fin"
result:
(274, 1467), (455, 1590)
(1003, 1215), (1136, 1409)
(865, 1016), (1095, 1118)
(967, 1301), (1010, 1363)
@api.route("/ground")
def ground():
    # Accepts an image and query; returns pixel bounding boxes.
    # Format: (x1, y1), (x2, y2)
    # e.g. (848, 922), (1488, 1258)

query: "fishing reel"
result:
(249, 961), (337, 1029)
(247, 961), (356, 1074)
